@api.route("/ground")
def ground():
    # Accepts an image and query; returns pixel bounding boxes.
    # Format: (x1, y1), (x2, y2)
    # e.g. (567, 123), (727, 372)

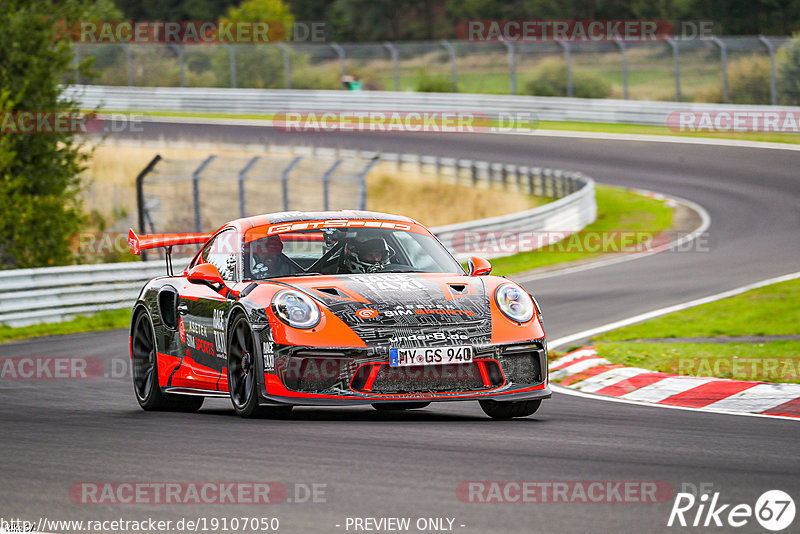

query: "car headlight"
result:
(495, 283), (535, 323)
(272, 290), (321, 329)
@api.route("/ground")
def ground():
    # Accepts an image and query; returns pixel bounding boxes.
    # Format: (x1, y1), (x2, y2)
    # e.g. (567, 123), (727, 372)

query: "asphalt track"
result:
(2, 123), (800, 533)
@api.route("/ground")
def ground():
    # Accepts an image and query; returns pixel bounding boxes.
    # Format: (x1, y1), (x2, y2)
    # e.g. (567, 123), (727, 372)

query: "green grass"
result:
(0, 309), (131, 344)
(490, 185), (673, 276)
(594, 341), (800, 383)
(101, 109), (800, 146)
(592, 278), (800, 383)
(596, 278), (800, 341)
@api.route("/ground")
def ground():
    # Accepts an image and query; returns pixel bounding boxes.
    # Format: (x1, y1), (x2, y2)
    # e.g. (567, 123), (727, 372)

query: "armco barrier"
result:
(0, 150), (595, 327)
(66, 85), (800, 127)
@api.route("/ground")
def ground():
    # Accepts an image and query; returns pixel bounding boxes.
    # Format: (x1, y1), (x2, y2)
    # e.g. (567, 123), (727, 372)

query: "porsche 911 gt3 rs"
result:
(127, 211), (550, 419)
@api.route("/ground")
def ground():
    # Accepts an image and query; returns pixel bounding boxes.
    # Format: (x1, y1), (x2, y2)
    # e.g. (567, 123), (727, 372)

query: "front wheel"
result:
(227, 315), (292, 419)
(479, 399), (541, 419)
(131, 310), (203, 412)
(372, 402), (431, 411)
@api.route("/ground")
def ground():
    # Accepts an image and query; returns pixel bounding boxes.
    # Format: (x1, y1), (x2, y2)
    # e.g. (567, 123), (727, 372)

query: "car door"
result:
(177, 228), (239, 391)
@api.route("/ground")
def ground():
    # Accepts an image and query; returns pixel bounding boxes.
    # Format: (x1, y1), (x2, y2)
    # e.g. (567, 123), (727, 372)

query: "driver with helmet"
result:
(249, 235), (289, 278)
(343, 237), (393, 273)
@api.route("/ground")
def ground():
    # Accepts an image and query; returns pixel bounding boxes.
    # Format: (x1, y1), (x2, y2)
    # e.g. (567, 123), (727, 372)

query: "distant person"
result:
(340, 75), (362, 91)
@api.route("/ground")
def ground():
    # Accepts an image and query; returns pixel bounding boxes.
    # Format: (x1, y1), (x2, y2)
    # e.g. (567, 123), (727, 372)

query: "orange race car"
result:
(128, 211), (550, 419)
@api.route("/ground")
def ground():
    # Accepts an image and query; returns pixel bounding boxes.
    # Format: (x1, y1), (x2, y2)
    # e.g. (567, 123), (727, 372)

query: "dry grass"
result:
(367, 163), (546, 227)
(82, 141), (548, 228)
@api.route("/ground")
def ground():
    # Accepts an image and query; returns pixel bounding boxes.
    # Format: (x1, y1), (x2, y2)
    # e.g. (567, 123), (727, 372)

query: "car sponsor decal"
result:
(355, 308), (379, 319)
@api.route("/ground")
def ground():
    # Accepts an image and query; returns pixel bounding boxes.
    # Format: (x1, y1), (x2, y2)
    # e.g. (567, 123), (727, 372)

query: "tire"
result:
(479, 399), (541, 419)
(372, 402), (431, 411)
(131, 310), (203, 412)
(227, 314), (292, 419)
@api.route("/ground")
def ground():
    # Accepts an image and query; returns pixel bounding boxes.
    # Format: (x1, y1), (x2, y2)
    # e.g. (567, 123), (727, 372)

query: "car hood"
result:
(288, 272), (491, 333)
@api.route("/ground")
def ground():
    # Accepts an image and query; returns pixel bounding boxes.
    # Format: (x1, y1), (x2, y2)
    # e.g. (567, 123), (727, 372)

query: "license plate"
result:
(389, 346), (473, 367)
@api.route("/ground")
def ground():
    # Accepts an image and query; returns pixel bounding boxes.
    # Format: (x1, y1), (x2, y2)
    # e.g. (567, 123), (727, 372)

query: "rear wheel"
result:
(372, 402), (431, 411)
(479, 399), (541, 419)
(227, 315), (292, 419)
(131, 310), (203, 412)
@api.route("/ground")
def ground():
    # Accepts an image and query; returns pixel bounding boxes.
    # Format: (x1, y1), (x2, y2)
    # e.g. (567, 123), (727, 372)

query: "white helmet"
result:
(344, 238), (392, 273)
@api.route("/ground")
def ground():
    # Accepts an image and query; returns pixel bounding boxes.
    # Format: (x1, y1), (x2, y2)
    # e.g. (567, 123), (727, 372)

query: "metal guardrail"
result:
(67, 85), (800, 127)
(0, 146), (594, 327)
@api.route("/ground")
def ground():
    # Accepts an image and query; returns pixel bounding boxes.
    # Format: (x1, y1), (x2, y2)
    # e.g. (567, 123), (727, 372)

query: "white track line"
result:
(548, 271), (800, 351)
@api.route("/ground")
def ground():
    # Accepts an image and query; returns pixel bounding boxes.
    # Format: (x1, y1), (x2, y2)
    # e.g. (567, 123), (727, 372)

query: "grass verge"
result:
(596, 278), (800, 341)
(490, 185), (673, 276)
(0, 309), (131, 344)
(591, 278), (800, 383)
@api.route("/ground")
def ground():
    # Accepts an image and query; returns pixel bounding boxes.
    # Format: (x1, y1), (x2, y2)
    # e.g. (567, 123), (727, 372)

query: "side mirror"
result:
(187, 263), (225, 287)
(468, 256), (492, 276)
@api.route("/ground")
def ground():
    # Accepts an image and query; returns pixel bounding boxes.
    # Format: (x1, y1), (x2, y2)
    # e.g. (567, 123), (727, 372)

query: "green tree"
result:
(777, 33), (800, 105)
(211, 0), (295, 88)
(0, 0), (94, 268)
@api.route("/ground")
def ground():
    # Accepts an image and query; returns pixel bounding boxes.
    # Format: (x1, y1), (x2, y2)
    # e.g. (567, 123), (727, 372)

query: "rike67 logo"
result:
(668, 488), (795, 531)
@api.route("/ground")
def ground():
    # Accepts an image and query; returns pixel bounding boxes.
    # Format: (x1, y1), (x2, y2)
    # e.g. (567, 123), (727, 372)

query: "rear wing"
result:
(128, 229), (212, 255)
(129, 228), (212, 275)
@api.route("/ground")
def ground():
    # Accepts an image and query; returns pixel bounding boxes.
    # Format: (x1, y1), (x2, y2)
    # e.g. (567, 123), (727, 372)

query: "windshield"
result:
(243, 225), (464, 280)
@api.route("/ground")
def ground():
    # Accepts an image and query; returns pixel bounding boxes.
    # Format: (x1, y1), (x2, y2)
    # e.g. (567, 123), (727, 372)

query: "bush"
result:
(524, 58), (611, 99)
(777, 34), (800, 105)
(415, 73), (455, 93)
(698, 55), (772, 104)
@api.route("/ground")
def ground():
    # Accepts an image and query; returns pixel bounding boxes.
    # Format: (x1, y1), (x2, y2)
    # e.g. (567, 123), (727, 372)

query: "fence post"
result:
(440, 40), (458, 91)
(223, 44), (237, 88)
(710, 37), (729, 104)
(556, 40), (573, 97)
(74, 46), (82, 84)
(119, 44), (134, 86)
(169, 44), (185, 87)
(277, 43), (291, 89)
(614, 38), (629, 100)
(192, 156), (216, 232)
(758, 35), (778, 106)
(135, 155), (162, 261)
(502, 41), (516, 95)
(383, 42), (400, 91)
(281, 156), (302, 211)
(357, 156), (381, 210)
(322, 159), (343, 211)
(331, 42), (346, 79)
(665, 37), (681, 102)
(238, 156), (260, 218)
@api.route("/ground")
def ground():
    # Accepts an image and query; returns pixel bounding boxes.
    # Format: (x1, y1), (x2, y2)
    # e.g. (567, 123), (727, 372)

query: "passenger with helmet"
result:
(343, 237), (393, 273)
(248, 235), (289, 279)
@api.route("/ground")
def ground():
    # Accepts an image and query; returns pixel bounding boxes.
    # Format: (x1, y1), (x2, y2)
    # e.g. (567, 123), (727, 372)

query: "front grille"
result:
(502, 345), (544, 384)
(367, 362), (489, 393)
(280, 350), (361, 392)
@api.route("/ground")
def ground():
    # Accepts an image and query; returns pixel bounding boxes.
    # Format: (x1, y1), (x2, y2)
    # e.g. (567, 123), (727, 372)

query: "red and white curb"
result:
(549, 347), (800, 418)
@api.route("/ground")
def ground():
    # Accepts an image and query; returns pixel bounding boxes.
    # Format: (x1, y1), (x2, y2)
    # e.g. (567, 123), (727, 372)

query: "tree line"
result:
(110, 0), (800, 40)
